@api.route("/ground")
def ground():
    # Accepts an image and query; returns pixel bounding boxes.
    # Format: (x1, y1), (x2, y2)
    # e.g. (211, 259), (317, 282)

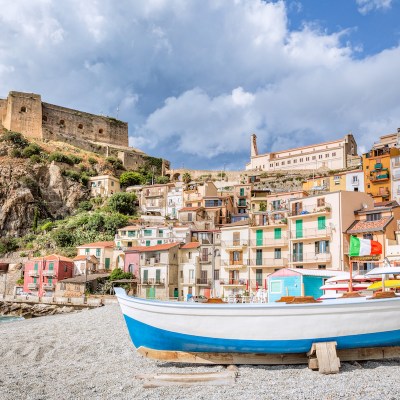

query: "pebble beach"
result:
(1, 304), (400, 400)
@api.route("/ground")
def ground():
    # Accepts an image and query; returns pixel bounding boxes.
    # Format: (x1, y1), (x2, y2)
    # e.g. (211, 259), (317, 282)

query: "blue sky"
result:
(1, 0), (400, 170)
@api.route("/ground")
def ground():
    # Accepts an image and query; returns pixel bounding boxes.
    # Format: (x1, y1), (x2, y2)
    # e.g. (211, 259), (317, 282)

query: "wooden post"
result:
(348, 257), (353, 292)
(307, 342), (340, 374)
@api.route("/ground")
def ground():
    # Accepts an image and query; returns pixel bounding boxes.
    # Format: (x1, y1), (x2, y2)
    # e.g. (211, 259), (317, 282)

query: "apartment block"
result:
(89, 175), (120, 197)
(232, 184), (252, 222)
(23, 254), (74, 297)
(167, 185), (183, 219)
(140, 183), (174, 217)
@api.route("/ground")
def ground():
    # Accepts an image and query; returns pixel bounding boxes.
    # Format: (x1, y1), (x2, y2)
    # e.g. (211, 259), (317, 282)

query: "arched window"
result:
(20, 106), (27, 112)
(78, 124), (83, 129)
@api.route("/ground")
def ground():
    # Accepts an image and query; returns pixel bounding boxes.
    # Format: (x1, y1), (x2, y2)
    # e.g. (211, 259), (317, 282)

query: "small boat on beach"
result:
(114, 287), (400, 357)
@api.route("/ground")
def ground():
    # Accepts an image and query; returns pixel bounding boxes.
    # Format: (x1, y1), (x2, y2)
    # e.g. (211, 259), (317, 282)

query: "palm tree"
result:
(182, 172), (192, 183)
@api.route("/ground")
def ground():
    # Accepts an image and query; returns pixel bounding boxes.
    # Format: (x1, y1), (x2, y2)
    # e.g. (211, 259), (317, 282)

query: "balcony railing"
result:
(249, 279), (267, 288)
(222, 240), (249, 248)
(42, 270), (56, 277)
(250, 237), (288, 247)
(289, 252), (331, 263)
(42, 283), (55, 290)
(141, 278), (165, 285)
(289, 228), (332, 239)
(221, 260), (246, 268)
(219, 279), (247, 286)
(289, 203), (331, 217)
(28, 270), (39, 277)
(27, 283), (38, 289)
(370, 173), (389, 182)
(251, 215), (287, 227)
(144, 259), (161, 266)
(196, 278), (212, 286)
(248, 258), (288, 267)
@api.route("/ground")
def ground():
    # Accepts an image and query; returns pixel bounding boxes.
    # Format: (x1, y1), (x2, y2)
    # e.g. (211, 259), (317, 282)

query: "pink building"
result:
(24, 254), (74, 297)
(124, 249), (141, 276)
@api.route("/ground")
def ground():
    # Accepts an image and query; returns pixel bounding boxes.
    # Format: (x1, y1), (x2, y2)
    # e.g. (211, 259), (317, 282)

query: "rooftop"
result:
(346, 217), (393, 234)
(76, 241), (115, 249)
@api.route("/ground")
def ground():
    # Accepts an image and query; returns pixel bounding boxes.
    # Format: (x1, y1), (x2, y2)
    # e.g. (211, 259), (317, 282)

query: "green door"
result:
(34, 262), (38, 272)
(274, 228), (282, 239)
(296, 220), (303, 238)
(318, 216), (326, 230)
(240, 188), (244, 196)
(155, 269), (161, 283)
(174, 288), (179, 298)
(256, 230), (263, 246)
(105, 258), (110, 270)
(147, 287), (155, 299)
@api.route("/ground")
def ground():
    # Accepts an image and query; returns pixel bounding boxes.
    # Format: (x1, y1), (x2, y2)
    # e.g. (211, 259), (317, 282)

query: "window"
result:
(256, 249), (263, 265)
(20, 106), (27, 112)
(240, 188), (244, 196)
(96, 248), (101, 257)
(205, 200), (222, 207)
(188, 251), (192, 259)
(319, 155), (323, 159)
(274, 248), (282, 259)
(325, 153), (329, 158)
(233, 232), (240, 245)
(270, 280), (282, 294)
(312, 156), (316, 160)
(287, 160), (291, 165)
(366, 213), (382, 221)
(300, 158), (303, 162)
(144, 229), (152, 236)
(332, 152), (336, 156)
(317, 198), (325, 207)
(282, 161), (285, 165)
(352, 176), (359, 183)
(128, 230), (136, 237)
(318, 216), (326, 230)
(214, 269), (220, 281)
(293, 159), (297, 164)
(315, 240), (329, 254)
(145, 240), (150, 246)
(188, 213), (192, 222)
(274, 228), (282, 239)
(85, 248), (89, 255)
(306, 157), (309, 161)
(318, 265), (326, 269)
(78, 124), (83, 129)
(99, 129), (103, 134)
(143, 270), (148, 282)
(111, 181), (114, 186)
(157, 240), (162, 244)
(256, 269), (263, 286)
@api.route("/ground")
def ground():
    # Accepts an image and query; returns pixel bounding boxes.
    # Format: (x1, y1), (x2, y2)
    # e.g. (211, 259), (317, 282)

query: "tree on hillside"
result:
(107, 192), (137, 215)
(119, 171), (145, 187)
(182, 172), (192, 183)
(155, 176), (170, 184)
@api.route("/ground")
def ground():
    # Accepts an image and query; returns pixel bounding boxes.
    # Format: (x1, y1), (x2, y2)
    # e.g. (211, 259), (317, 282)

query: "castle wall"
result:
(2, 92), (43, 139)
(0, 98), (7, 127)
(41, 102), (128, 147)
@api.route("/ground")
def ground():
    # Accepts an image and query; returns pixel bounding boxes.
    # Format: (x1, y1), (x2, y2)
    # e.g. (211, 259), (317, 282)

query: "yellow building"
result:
(363, 147), (400, 202)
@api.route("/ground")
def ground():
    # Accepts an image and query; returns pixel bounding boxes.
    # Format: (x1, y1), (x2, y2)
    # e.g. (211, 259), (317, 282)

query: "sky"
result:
(1, 0), (400, 170)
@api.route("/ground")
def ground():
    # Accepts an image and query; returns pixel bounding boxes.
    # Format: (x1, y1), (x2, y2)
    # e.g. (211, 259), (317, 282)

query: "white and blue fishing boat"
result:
(114, 287), (400, 359)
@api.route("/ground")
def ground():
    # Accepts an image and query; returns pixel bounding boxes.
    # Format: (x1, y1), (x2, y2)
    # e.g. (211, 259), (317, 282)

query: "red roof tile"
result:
(125, 242), (180, 252)
(346, 217), (392, 234)
(180, 242), (201, 249)
(30, 254), (74, 262)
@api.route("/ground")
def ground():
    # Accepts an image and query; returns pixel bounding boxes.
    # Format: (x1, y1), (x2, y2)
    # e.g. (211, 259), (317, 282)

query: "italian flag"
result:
(349, 235), (382, 257)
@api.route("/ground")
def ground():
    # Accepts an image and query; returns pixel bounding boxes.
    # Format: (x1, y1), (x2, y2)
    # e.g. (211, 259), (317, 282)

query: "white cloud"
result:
(0, 0), (399, 168)
(356, 0), (392, 15)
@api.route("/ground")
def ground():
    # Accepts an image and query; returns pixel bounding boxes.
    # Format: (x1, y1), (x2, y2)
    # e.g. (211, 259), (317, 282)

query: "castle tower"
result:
(2, 91), (43, 139)
(251, 133), (258, 158)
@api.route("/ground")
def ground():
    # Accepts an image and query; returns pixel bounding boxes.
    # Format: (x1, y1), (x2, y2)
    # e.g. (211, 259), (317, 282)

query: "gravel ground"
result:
(1, 304), (400, 400)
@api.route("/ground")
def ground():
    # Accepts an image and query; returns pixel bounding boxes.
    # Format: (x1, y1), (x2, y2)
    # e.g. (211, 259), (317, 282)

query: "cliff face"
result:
(0, 157), (89, 237)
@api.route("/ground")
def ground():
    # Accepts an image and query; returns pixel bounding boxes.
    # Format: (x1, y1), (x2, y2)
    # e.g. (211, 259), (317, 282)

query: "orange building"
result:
(363, 146), (400, 202)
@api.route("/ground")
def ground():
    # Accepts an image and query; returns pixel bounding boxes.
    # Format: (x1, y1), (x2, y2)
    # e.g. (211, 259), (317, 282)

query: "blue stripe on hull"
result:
(123, 314), (400, 354)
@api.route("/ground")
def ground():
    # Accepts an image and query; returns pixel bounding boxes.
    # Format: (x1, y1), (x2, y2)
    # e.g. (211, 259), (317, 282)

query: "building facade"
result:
(89, 175), (121, 197)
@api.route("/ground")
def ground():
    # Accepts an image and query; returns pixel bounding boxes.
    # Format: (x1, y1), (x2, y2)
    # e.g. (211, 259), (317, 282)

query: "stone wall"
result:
(42, 102), (128, 147)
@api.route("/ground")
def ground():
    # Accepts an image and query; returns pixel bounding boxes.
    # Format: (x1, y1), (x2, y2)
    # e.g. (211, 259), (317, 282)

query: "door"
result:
(296, 220), (303, 238)
(318, 216), (326, 230)
(256, 269), (262, 286)
(256, 249), (263, 265)
(146, 287), (155, 299)
(256, 230), (263, 246)
(155, 269), (161, 284)
(105, 258), (110, 270)
(240, 188), (244, 196)
(293, 242), (303, 262)
(274, 228), (282, 240)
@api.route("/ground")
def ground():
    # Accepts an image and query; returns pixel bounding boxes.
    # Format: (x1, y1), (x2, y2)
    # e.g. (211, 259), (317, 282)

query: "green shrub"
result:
(16, 278), (24, 285)
(80, 172), (90, 186)
(29, 154), (42, 163)
(109, 268), (133, 281)
(33, 250), (41, 257)
(103, 213), (129, 234)
(39, 221), (54, 232)
(106, 156), (124, 170)
(19, 252), (27, 258)
(49, 152), (74, 165)
(70, 155), (83, 164)
(119, 171), (144, 187)
(78, 200), (93, 212)
(0, 238), (19, 256)
(10, 148), (22, 158)
(107, 192), (137, 215)
(1, 131), (29, 148)
(22, 143), (42, 158)
(88, 157), (98, 165)
(52, 230), (75, 247)
(19, 176), (39, 194)
(63, 169), (81, 182)
(155, 176), (170, 184)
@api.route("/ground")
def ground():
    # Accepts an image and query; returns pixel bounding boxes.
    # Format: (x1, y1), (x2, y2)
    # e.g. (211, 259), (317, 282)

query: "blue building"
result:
(267, 268), (342, 303)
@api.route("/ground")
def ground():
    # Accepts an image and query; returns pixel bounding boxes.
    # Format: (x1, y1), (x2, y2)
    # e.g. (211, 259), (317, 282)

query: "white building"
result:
(167, 185), (183, 219)
(345, 170), (364, 192)
(246, 133), (358, 172)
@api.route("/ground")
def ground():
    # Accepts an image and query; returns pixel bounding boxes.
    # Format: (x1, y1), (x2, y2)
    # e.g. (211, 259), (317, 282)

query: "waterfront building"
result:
(23, 254), (74, 297)
(76, 241), (116, 271)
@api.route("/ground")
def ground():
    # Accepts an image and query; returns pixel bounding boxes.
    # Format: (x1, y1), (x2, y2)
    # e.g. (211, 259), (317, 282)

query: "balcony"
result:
(237, 201), (247, 208)
(248, 258), (288, 267)
(249, 279), (267, 289)
(222, 240), (248, 250)
(144, 190), (164, 198)
(199, 256), (211, 264)
(250, 237), (288, 247)
(196, 278), (212, 286)
(288, 203), (331, 218)
(181, 278), (196, 286)
(144, 258), (161, 266)
(219, 279), (247, 286)
(289, 252), (331, 264)
(42, 283), (55, 290)
(27, 283), (38, 290)
(42, 270), (56, 277)
(221, 260), (247, 269)
(28, 270), (39, 277)
(290, 228), (332, 240)
(374, 163), (383, 170)
(251, 215), (288, 227)
(141, 278), (165, 285)
(370, 172), (389, 182)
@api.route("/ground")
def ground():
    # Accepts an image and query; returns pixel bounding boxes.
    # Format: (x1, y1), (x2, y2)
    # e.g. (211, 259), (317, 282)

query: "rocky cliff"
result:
(0, 145), (89, 237)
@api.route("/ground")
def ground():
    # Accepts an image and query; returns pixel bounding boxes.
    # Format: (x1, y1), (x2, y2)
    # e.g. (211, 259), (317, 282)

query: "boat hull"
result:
(115, 288), (400, 354)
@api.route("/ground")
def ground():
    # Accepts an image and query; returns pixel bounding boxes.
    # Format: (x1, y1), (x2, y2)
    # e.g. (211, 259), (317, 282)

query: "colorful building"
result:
(76, 241), (116, 271)
(88, 175), (120, 197)
(23, 254), (74, 297)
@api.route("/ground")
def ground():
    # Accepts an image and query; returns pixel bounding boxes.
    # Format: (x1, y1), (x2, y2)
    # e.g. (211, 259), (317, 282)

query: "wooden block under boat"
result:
(275, 296), (295, 303)
(206, 298), (224, 304)
(287, 296), (320, 304)
(367, 291), (396, 300)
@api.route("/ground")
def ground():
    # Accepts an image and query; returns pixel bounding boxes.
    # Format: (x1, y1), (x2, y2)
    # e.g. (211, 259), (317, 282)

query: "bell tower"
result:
(251, 133), (258, 158)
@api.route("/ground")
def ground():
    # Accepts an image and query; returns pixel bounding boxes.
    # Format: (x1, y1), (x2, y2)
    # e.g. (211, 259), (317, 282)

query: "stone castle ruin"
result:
(0, 91), (167, 170)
